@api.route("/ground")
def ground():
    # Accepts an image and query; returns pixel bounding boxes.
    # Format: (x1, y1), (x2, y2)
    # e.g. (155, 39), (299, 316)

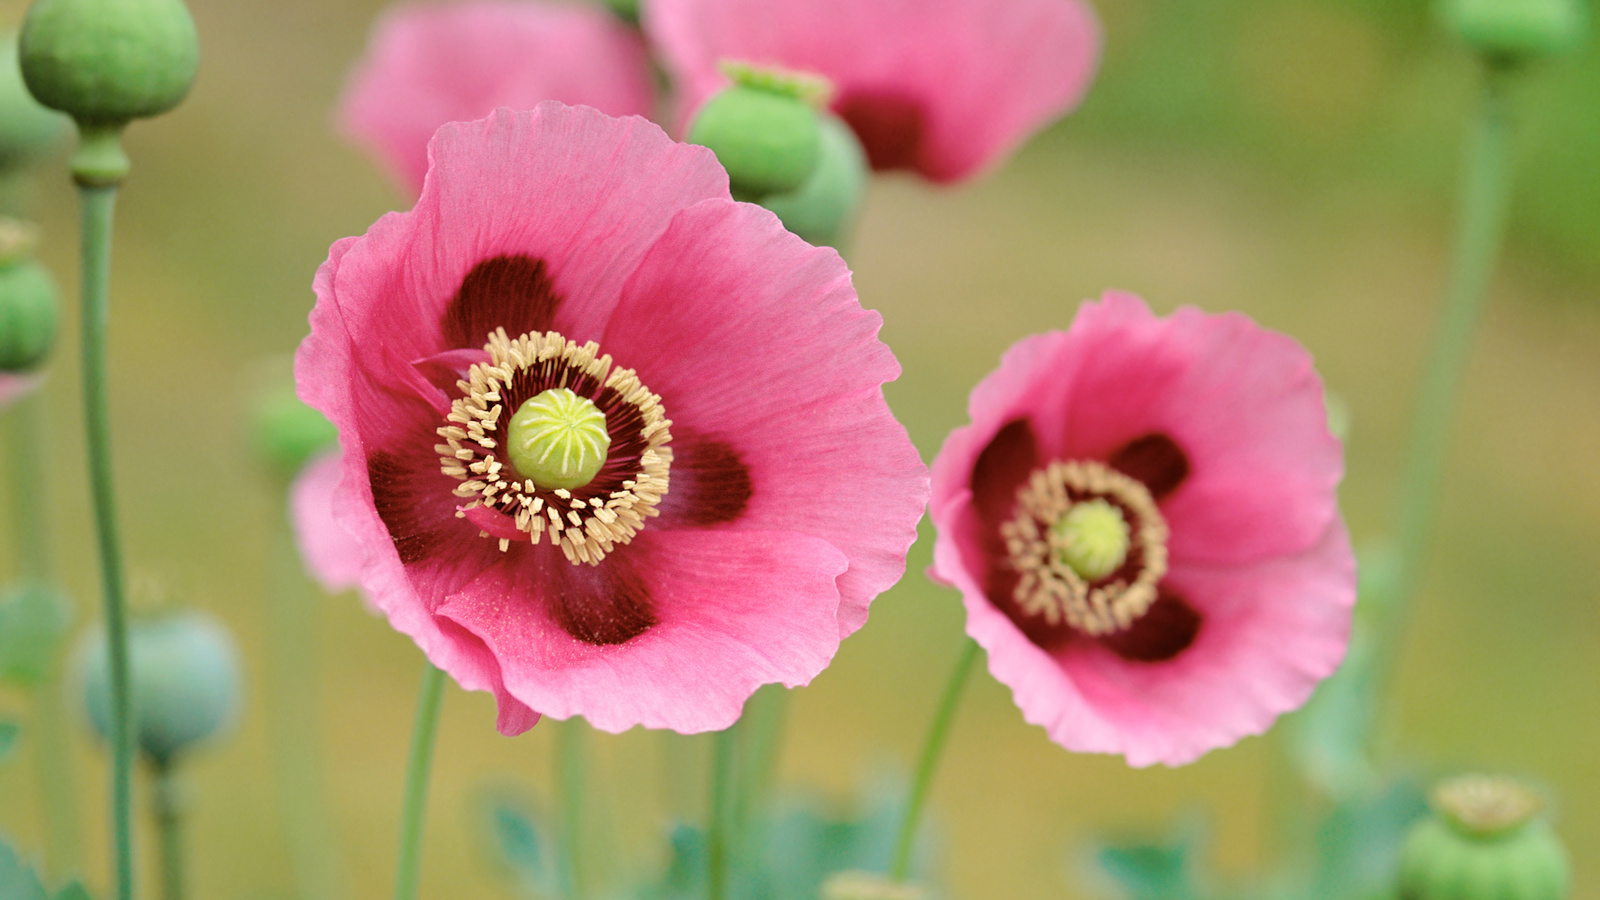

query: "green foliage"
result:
(476, 789), (560, 900)
(1309, 779), (1430, 900)
(1090, 827), (1208, 900)
(0, 834), (48, 900)
(0, 719), (18, 764)
(52, 881), (93, 900)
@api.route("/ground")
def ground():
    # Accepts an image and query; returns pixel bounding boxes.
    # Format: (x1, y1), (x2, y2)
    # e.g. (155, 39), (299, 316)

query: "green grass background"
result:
(1, 0), (1598, 897)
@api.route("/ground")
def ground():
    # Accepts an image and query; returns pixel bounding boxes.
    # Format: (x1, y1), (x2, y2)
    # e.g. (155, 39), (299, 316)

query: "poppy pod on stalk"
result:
(296, 103), (928, 734)
(647, 0), (1101, 183)
(929, 294), (1355, 766)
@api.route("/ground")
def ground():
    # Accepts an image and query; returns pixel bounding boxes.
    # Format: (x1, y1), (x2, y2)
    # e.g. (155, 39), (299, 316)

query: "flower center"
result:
(1001, 460), (1168, 636)
(506, 388), (611, 490)
(437, 328), (671, 565)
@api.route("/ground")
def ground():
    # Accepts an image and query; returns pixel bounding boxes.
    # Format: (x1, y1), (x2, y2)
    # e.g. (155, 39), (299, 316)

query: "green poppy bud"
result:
(18, 0), (200, 126)
(1399, 775), (1571, 900)
(251, 381), (339, 478)
(0, 580), (72, 687)
(601, 0), (640, 27)
(1444, 0), (1588, 63)
(79, 610), (242, 766)
(0, 253), (59, 373)
(0, 31), (69, 173)
(760, 113), (867, 248)
(688, 62), (831, 200)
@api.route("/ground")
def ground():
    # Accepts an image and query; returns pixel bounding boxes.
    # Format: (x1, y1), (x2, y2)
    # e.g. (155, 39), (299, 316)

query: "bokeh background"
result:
(2, 0), (1598, 897)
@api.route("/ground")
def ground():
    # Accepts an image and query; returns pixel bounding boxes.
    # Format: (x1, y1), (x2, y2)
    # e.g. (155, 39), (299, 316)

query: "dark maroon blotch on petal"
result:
(971, 418), (1040, 531)
(656, 435), (752, 527)
(835, 90), (927, 172)
(1108, 433), (1189, 500)
(1098, 591), (1202, 663)
(440, 255), (562, 350)
(369, 449), (457, 564)
(537, 545), (658, 645)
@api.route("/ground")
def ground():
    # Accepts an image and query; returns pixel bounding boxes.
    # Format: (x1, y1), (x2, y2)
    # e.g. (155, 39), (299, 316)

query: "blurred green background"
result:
(2, 0), (1598, 897)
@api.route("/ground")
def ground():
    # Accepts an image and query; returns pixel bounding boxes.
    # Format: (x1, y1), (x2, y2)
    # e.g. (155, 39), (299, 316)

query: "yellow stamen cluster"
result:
(1002, 460), (1168, 635)
(436, 328), (671, 565)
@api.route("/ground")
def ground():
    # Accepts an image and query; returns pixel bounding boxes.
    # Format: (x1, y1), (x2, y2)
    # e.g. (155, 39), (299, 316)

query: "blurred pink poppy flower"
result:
(929, 293), (1354, 766)
(0, 373), (41, 409)
(297, 103), (927, 734)
(291, 450), (365, 594)
(338, 0), (655, 195)
(646, 0), (1100, 183)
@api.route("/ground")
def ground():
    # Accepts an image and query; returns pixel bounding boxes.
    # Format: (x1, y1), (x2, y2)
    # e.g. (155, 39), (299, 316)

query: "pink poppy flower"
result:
(645, 0), (1100, 183)
(291, 450), (365, 594)
(296, 103), (927, 735)
(337, 0), (655, 195)
(0, 373), (41, 409)
(928, 293), (1354, 767)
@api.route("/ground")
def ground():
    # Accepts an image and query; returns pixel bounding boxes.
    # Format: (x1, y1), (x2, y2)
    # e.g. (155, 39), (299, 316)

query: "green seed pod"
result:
(251, 381), (339, 478)
(79, 610), (242, 766)
(0, 31), (69, 173)
(1444, 0), (1588, 62)
(601, 0), (640, 27)
(1399, 775), (1571, 900)
(0, 580), (72, 687)
(0, 255), (59, 372)
(761, 113), (867, 248)
(689, 63), (831, 200)
(18, 0), (199, 126)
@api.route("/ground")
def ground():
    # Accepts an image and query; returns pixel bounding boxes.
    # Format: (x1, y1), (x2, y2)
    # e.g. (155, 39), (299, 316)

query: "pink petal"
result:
(647, 0), (1100, 182)
(0, 372), (42, 409)
(435, 529), (849, 733)
(323, 104), (730, 380)
(289, 450), (366, 593)
(600, 199), (928, 636)
(339, 0), (656, 195)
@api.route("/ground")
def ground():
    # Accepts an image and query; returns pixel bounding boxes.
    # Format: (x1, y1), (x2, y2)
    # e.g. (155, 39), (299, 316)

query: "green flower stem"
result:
(151, 761), (184, 900)
(706, 722), (738, 900)
(34, 657), (81, 880)
(78, 179), (135, 900)
(394, 663), (446, 900)
(1374, 63), (1518, 702)
(266, 497), (347, 900)
(889, 638), (980, 882)
(556, 717), (589, 900)
(732, 684), (788, 856)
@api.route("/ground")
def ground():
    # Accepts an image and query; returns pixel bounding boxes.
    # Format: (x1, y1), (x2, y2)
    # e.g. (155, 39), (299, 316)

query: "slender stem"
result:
(151, 761), (184, 900)
(34, 663), (82, 881)
(888, 639), (980, 882)
(393, 663), (446, 900)
(556, 718), (588, 900)
(79, 180), (135, 900)
(732, 685), (788, 859)
(1373, 64), (1518, 697)
(266, 494), (347, 900)
(706, 723), (738, 900)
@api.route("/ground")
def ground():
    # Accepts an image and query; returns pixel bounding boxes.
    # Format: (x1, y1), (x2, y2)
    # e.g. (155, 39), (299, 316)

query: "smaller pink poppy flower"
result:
(291, 450), (365, 594)
(298, 103), (927, 735)
(929, 293), (1354, 767)
(0, 372), (41, 409)
(646, 0), (1100, 183)
(338, 0), (656, 195)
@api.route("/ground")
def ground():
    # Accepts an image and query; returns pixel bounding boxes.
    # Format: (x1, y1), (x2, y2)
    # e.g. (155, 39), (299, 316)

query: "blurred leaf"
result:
(0, 834), (48, 900)
(1308, 777), (1428, 900)
(52, 881), (93, 900)
(0, 581), (72, 687)
(474, 787), (558, 899)
(0, 719), (18, 764)
(1094, 842), (1203, 900)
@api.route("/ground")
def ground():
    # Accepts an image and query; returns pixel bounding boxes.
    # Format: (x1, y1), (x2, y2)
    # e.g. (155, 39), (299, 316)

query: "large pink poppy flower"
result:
(929, 293), (1354, 767)
(297, 103), (927, 735)
(645, 0), (1100, 183)
(338, 0), (655, 195)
